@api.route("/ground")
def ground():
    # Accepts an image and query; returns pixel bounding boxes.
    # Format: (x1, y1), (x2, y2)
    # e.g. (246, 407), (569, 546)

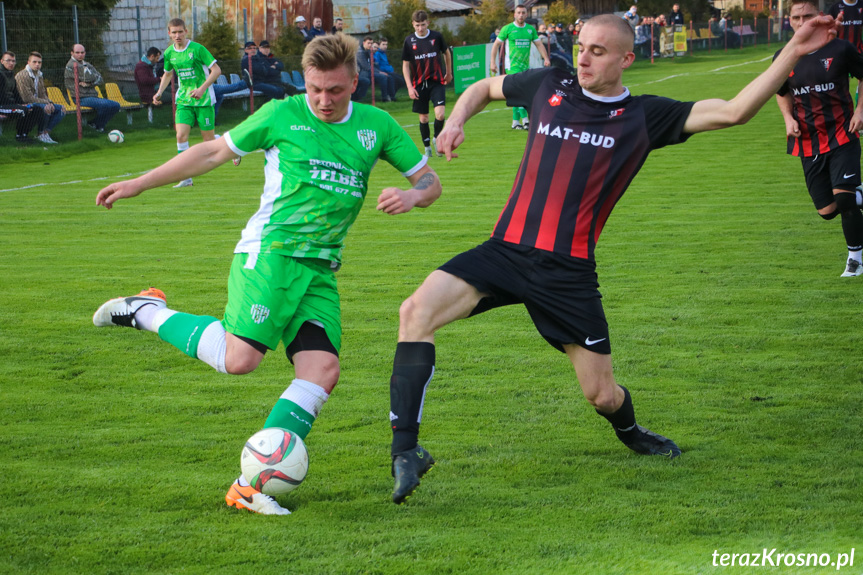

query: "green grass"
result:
(2, 44), (862, 574)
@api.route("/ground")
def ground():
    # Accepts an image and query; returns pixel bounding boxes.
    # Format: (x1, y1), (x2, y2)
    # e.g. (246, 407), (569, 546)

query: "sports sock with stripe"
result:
(390, 342), (435, 455)
(157, 312), (223, 364)
(264, 379), (330, 440)
(596, 385), (638, 440)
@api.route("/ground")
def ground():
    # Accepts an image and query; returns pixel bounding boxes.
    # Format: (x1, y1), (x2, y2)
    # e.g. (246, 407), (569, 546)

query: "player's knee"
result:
(224, 352), (262, 375)
(818, 207), (840, 220)
(398, 295), (434, 332)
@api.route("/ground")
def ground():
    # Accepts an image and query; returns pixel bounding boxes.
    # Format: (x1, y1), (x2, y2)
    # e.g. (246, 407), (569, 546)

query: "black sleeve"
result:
(438, 31), (449, 53)
(503, 67), (556, 110)
(846, 40), (863, 79)
(641, 95), (696, 149)
(402, 37), (412, 62)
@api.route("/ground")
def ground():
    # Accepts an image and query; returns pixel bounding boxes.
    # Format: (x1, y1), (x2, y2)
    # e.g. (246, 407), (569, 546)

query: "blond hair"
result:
(302, 33), (358, 76)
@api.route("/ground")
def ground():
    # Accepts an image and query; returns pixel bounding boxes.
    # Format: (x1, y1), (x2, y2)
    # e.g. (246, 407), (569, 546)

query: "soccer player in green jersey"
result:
(490, 5), (550, 130)
(153, 18), (224, 188)
(92, 34), (443, 516)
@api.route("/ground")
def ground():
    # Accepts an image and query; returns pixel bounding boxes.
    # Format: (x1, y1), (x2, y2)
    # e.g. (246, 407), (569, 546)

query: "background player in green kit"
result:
(490, 5), (550, 129)
(92, 34), (443, 516)
(153, 18), (223, 188)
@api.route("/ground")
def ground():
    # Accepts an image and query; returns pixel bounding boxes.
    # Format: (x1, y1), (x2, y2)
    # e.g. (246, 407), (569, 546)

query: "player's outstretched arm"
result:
(490, 39), (503, 74)
(96, 138), (238, 209)
(376, 165), (442, 215)
(436, 75), (506, 160)
(683, 14), (839, 134)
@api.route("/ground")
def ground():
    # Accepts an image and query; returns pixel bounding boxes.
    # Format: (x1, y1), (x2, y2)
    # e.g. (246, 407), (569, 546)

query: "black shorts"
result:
(412, 81), (446, 115)
(801, 139), (861, 210)
(438, 238), (611, 354)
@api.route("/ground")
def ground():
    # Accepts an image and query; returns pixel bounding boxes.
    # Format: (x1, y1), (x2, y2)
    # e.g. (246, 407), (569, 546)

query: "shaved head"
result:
(583, 14), (635, 51)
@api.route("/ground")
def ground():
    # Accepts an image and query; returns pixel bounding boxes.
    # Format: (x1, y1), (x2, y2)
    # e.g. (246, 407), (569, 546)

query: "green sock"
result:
(157, 313), (220, 358)
(264, 399), (316, 440)
(513, 107), (520, 122)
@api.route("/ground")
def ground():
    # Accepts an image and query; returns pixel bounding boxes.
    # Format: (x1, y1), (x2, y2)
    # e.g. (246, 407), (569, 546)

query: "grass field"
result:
(2, 44), (862, 574)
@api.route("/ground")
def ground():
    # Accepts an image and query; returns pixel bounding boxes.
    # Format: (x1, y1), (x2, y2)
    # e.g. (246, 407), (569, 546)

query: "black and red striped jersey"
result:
(492, 67), (694, 262)
(402, 30), (449, 86)
(776, 39), (863, 157)
(829, 0), (863, 53)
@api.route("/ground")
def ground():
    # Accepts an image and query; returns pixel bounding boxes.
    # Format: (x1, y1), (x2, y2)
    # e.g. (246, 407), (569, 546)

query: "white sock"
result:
(177, 141), (189, 152)
(279, 379), (329, 417)
(849, 249), (862, 264)
(135, 305), (176, 333)
(196, 321), (228, 373)
(238, 475), (250, 487)
(512, 119), (519, 127)
(856, 189), (863, 207)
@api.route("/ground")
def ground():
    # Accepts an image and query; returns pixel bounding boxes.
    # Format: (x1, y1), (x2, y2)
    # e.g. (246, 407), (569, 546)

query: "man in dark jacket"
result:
(135, 47), (164, 104)
(0, 51), (44, 144)
(240, 41), (284, 100)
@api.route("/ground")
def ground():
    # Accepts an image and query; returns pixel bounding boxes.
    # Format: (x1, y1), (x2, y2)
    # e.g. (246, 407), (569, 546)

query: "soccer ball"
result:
(240, 428), (309, 495)
(107, 130), (124, 143)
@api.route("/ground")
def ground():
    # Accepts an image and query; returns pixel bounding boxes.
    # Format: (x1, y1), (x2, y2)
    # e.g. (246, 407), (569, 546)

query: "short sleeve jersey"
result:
(497, 22), (539, 73)
(776, 39), (863, 157)
(163, 40), (217, 107)
(495, 67), (694, 262)
(223, 96), (427, 265)
(829, 0), (863, 53)
(402, 30), (449, 86)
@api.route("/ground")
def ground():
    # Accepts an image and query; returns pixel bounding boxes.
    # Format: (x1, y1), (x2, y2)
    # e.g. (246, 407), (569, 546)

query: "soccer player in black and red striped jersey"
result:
(777, 0), (863, 277)
(830, 0), (863, 53)
(387, 12), (842, 504)
(402, 10), (453, 158)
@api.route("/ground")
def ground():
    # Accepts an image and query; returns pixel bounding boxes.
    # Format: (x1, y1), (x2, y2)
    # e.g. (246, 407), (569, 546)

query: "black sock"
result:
(419, 122), (430, 147)
(596, 385), (637, 439)
(390, 341), (435, 455)
(433, 118), (445, 138)
(840, 208), (863, 250)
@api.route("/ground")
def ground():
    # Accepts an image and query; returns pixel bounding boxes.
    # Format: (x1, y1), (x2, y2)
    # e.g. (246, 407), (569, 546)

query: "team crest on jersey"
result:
(608, 108), (625, 118)
(549, 94), (563, 106)
(821, 57), (834, 71)
(357, 129), (377, 150)
(250, 304), (270, 324)
(431, 39), (435, 45)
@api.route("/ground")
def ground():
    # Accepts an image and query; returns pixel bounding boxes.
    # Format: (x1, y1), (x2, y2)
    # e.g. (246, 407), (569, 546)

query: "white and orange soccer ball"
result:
(240, 428), (309, 495)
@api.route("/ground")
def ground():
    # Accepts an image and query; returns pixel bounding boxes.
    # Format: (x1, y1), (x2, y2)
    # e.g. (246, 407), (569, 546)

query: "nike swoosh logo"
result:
(845, 173), (857, 178)
(416, 451), (424, 459)
(585, 337), (607, 346)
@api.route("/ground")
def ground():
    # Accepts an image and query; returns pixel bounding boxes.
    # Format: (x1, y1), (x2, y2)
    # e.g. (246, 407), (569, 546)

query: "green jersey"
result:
(224, 96), (426, 266)
(163, 40), (216, 107)
(498, 22), (539, 73)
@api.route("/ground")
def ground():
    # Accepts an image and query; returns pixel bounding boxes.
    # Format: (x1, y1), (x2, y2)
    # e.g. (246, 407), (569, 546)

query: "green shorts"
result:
(223, 252), (341, 352)
(176, 104), (215, 130)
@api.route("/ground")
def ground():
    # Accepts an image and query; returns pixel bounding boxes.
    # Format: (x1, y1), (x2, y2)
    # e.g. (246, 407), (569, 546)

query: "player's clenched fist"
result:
(377, 187), (417, 215)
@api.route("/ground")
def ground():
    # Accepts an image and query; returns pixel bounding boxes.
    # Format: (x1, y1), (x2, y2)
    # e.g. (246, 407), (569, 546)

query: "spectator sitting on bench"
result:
(15, 51), (64, 144)
(1, 51), (45, 144)
(240, 41), (285, 100)
(64, 44), (120, 132)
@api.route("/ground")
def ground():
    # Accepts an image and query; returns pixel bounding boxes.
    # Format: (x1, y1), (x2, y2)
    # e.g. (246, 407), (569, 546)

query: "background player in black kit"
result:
(830, 0), (863, 53)
(777, 0), (863, 277)
(402, 10), (453, 158)
(387, 12), (843, 504)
